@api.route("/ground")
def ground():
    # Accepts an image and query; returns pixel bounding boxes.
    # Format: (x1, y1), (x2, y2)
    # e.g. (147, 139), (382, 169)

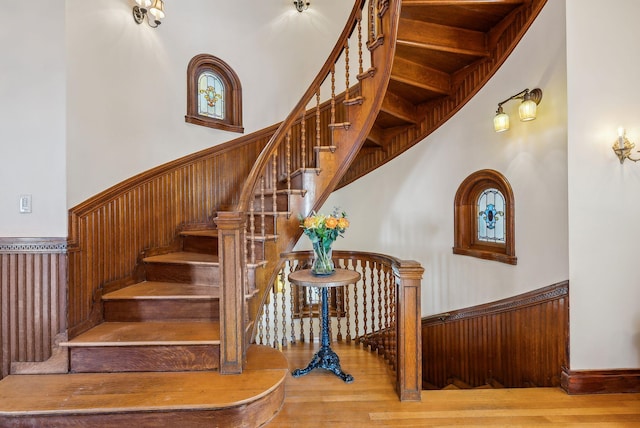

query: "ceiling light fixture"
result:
(493, 88), (543, 133)
(133, 0), (165, 28)
(294, 0), (310, 12)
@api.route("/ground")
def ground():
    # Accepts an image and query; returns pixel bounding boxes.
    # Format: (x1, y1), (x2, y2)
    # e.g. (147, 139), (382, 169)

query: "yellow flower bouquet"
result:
(300, 209), (349, 276)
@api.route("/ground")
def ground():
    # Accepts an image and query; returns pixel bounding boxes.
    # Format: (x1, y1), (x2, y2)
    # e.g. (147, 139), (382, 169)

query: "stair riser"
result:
(182, 235), (218, 254)
(69, 345), (220, 373)
(145, 263), (219, 286)
(104, 299), (219, 322)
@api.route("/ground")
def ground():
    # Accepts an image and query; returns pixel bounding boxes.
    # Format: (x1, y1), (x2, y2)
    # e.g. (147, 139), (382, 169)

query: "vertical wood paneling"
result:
(422, 281), (569, 389)
(66, 131), (275, 337)
(0, 239), (67, 380)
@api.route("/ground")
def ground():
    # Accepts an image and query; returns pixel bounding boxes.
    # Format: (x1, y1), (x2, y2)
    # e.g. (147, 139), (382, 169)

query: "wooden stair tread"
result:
(143, 251), (218, 265)
(179, 229), (218, 238)
(0, 346), (287, 415)
(61, 321), (220, 346)
(102, 281), (219, 300)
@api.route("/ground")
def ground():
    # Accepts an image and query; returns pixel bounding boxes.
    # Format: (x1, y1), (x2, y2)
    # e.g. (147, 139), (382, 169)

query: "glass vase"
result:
(311, 240), (335, 276)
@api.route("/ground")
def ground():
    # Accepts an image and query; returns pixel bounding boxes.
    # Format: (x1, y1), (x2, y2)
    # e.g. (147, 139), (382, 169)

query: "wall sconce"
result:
(294, 0), (310, 12)
(133, 0), (165, 28)
(493, 88), (543, 133)
(612, 127), (640, 164)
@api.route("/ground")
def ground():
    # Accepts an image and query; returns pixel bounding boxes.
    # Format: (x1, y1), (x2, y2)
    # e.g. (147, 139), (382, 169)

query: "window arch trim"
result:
(453, 169), (517, 265)
(186, 54), (243, 133)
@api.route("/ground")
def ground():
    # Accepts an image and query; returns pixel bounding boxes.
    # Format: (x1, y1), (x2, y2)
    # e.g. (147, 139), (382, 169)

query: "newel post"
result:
(394, 260), (424, 401)
(215, 212), (246, 374)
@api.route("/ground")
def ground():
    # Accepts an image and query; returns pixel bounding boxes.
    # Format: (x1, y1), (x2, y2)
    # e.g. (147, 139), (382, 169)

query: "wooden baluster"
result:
(345, 266), (352, 343)
(272, 284), (279, 348)
(315, 89), (321, 151)
(354, 260), (360, 342)
(249, 202), (256, 265)
(369, 0), (375, 44)
(272, 151), (278, 215)
(260, 177), (266, 238)
(357, 12), (364, 76)
(308, 287), (315, 343)
(288, 262), (297, 345)
(286, 130), (292, 194)
(330, 67), (336, 125)
(377, 261), (384, 352)
(298, 279), (305, 343)
(390, 272), (397, 368)
(264, 288), (271, 347)
(281, 271), (288, 347)
(362, 260), (369, 344)
(383, 265), (391, 360)
(336, 285), (343, 342)
(300, 110), (306, 170)
(370, 261), (376, 349)
(258, 307), (264, 345)
(344, 39), (350, 101)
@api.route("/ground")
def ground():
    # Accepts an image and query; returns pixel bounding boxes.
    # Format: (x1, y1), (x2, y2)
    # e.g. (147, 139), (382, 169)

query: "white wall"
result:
(65, 0), (352, 207)
(0, 0), (67, 237)
(325, 1), (569, 317)
(566, 0), (640, 370)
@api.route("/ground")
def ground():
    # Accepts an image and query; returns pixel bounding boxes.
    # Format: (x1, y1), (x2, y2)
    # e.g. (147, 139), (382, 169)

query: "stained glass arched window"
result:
(198, 71), (225, 119)
(186, 54), (243, 133)
(477, 188), (505, 243)
(453, 169), (516, 265)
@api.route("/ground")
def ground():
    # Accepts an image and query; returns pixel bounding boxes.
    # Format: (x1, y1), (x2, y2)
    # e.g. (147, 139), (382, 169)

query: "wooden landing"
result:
(0, 345), (288, 428)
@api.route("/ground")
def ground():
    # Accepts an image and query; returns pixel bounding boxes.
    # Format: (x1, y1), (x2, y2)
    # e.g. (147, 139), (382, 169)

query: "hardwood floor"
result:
(272, 342), (640, 427)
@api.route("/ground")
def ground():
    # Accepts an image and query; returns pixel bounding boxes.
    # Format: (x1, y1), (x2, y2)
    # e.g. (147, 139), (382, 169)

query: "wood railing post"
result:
(393, 260), (423, 401)
(215, 212), (246, 374)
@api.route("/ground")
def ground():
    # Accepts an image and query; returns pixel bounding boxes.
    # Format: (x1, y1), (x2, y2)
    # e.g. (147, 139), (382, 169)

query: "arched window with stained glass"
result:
(453, 169), (516, 265)
(186, 54), (243, 133)
(477, 188), (505, 243)
(198, 71), (225, 120)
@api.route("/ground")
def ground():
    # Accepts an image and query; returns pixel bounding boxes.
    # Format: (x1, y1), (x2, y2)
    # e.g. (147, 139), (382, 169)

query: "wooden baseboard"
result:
(561, 367), (640, 394)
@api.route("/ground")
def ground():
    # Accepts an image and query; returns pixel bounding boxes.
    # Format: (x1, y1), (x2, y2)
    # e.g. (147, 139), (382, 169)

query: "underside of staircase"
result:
(0, 0), (547, 426)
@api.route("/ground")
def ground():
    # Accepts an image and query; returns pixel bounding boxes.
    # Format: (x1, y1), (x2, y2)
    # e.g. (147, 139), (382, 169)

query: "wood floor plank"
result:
(270, 342), (640, 427)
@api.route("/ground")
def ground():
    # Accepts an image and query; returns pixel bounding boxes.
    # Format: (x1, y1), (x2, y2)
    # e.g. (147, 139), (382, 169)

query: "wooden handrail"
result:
(215, 0), (402, 374)
(235, 0), (369, 213)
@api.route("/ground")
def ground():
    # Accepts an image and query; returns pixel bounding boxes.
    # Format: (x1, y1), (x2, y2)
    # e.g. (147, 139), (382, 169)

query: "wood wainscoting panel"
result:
(422, 281), (569, 389)
(0, 238), (67, 380)
(66, 127), (277, 338)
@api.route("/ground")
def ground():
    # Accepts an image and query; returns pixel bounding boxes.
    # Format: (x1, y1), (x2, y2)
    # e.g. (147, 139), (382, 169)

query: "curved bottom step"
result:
(0, 345), (287, 428)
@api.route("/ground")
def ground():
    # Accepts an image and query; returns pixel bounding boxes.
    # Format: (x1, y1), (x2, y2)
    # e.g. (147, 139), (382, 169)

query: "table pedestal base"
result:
(292, 345), (354, 383)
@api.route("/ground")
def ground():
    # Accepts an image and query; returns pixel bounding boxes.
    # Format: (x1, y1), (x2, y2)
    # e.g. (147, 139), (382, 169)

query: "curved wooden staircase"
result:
(0, 1), (547, 426)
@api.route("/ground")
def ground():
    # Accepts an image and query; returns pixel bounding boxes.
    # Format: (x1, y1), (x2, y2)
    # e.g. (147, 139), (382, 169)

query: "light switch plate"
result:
(19, 194), (32, 213)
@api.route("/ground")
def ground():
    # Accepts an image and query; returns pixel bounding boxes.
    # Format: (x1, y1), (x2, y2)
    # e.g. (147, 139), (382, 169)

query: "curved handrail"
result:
(235, 0), (368, 213)
(259, 249), (424, 401)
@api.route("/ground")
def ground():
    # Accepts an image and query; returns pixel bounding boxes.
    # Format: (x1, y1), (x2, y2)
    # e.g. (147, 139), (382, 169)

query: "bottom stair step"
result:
(0, 345), (288, 428)
(61, 321), (220, 373)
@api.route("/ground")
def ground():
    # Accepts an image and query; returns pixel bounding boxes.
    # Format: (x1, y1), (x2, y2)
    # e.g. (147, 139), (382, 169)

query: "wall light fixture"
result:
(493, 88), (543, 133)
(612, 127), (640, 164)
(133, 0), (165, 28)
(294, 0), (310, 12)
